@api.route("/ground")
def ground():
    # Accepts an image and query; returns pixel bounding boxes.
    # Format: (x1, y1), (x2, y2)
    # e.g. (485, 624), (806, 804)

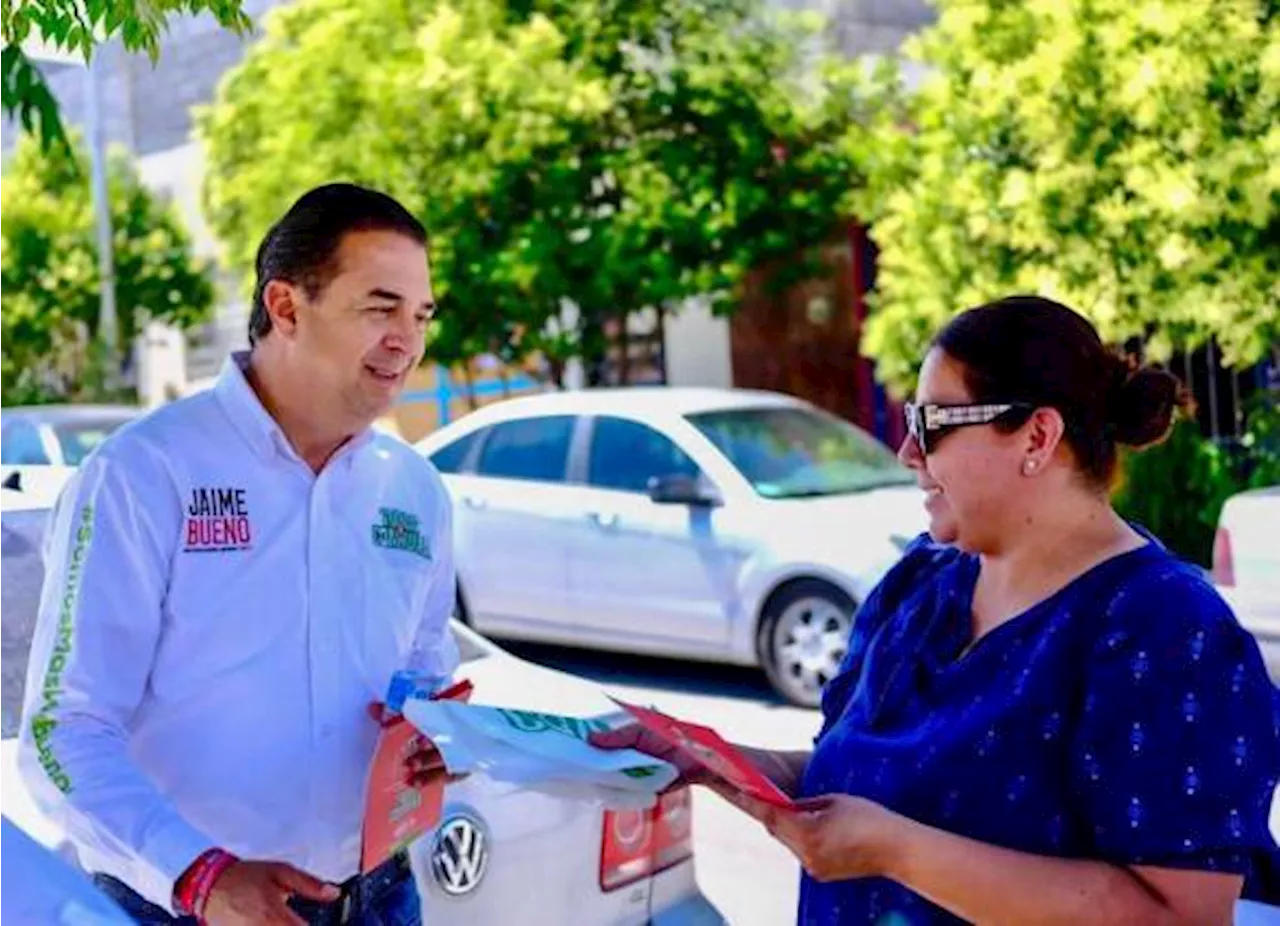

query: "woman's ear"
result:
(1023, 407), (1066, 469)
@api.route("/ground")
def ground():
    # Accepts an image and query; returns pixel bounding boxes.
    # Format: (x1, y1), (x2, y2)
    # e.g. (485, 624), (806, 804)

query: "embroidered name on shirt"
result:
(372, 507), (431, 560)
(184, 487), (253, 552)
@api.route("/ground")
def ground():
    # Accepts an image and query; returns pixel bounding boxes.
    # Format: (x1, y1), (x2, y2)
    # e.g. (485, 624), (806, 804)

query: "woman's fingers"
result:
(589, 724), (642, 750)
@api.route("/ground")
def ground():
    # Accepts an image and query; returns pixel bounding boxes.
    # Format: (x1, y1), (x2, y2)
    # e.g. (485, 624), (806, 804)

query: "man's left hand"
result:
(366, 702), (466, 788)
(727, 791), (908, 883)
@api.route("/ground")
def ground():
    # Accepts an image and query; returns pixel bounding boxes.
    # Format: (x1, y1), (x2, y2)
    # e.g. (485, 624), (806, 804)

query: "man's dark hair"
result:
(934, 295), (1190, 488)
(248, 183), (427, 345)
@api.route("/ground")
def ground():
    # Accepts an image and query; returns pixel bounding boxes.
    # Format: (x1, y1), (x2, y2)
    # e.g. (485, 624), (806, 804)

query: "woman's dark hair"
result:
(933, 295), (1190, 487)
(248, 183), (428, 345)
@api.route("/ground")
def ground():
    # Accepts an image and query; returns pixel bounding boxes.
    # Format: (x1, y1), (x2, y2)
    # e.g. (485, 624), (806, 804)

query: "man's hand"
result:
(367, 701), (466, 787)
(203, 860), (340, 926)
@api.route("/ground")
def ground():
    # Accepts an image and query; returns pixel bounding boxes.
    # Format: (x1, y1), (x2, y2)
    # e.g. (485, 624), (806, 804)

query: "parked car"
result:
(1, 487), (51, 739)
(1, 405), (139, 502)
(1213, 485), (1280, 684)
(416, 387), (926, 707)
(1214, 485), (1280, 592)
(0, 482), (724, 926)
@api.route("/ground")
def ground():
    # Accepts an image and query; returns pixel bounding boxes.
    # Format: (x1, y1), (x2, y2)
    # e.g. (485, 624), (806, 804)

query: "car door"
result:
(442, 415), (584, 638)
(0, 496), (48, 737)
(565, 415), (745, 651)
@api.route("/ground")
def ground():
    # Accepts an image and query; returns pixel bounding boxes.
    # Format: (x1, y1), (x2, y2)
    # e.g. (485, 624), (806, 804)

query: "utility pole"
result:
(24, 39), (119, 384)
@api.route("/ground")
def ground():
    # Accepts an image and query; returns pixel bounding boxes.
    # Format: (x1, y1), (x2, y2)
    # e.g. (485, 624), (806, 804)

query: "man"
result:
(18, 184), (458, 925)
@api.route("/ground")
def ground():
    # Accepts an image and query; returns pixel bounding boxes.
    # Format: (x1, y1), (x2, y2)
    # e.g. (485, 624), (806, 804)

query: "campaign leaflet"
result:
(613, 699), (795, 809)
(361, 679), (473, 872)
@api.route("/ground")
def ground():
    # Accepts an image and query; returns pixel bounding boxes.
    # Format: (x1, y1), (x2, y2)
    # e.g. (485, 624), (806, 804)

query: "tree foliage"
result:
(1, 132), (214, 403)
(2, 0), (250, 149)
(858, 0), (1280, 396)
(198, 0), (892, 382)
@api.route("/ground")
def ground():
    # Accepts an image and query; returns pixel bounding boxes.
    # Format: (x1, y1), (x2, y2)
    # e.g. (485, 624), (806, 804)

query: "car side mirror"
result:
(647, 473), (722, 508)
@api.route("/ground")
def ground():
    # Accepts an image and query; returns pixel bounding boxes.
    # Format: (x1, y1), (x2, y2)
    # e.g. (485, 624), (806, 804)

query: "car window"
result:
(1, 422), (50, 465)
(430, 429), (483, 474)
(587, 416), (700, 494)
(687, 405), (913, 498)
(53, 421), (125, 466)
(475, 416), (574, 483)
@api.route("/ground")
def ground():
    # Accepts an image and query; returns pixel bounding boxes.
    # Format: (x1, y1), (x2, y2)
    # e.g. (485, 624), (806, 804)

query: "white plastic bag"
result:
(402, 700), (677, 808)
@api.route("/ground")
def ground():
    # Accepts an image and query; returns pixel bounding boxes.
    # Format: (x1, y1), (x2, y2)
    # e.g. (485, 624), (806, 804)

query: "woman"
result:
(595, 296), (1279, 924)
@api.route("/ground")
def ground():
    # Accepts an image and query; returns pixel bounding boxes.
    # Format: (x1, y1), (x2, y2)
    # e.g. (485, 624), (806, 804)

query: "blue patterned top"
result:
(798, 533), (1280, 925)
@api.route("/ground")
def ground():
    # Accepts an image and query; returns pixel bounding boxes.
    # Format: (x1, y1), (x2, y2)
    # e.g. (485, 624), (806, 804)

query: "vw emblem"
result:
(430, 813), (490, 896)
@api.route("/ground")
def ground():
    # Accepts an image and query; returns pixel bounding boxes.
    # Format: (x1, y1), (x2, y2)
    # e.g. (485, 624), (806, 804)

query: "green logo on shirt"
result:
(31, 503), (94, 795)
(371, 507), (431, 560)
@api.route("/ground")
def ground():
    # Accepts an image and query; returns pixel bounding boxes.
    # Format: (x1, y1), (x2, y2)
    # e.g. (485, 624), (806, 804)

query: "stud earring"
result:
(1023, 460), (1037, 475)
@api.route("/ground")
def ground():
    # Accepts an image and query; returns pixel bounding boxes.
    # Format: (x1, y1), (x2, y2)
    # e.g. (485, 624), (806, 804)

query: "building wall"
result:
(663, 299), (734, 389)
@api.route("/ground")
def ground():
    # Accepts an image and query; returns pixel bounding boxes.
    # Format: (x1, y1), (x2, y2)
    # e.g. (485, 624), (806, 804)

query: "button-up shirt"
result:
(18, 353), (459, 912)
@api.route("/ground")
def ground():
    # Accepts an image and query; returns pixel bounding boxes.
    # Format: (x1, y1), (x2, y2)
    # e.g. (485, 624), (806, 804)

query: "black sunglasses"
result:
(903, 402), (1034, 454)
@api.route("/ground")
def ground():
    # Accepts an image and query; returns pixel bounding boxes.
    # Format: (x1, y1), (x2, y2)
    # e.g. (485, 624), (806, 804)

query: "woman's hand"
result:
(589, 723), (712, 789)
(737, 792), (910, 883)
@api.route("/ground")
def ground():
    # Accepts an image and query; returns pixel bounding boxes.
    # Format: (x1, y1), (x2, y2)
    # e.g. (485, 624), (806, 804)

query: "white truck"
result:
(1212, 485), (1280, 684)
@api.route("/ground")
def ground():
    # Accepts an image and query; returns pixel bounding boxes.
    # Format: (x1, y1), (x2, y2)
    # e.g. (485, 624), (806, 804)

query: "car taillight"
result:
(600, 787), (694, 892)
(1213, 527), (1235, 587)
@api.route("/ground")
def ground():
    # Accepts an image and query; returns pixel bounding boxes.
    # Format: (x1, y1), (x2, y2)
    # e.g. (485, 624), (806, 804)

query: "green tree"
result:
(2, 132), (214, 403)
(857, 0), (1280, 396)
(3, 0), (250, 150)
(198, 0), (889, 383)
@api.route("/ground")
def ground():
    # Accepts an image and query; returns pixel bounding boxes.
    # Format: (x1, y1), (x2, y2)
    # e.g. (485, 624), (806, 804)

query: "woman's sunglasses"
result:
(903, 402), (1034, 454)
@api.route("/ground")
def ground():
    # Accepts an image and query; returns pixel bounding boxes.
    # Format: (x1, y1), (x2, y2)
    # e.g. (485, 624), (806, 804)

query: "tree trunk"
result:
(617, 311), (631, 385)
(580, 312), (608, 387)
(460, 363), (479, 410)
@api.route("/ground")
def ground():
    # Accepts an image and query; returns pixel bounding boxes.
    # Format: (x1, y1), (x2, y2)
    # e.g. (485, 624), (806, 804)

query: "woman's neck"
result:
(972, 494), (1142, 634)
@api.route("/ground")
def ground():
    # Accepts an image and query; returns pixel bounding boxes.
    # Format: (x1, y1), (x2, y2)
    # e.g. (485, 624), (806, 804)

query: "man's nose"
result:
(384, 307), (418, 351)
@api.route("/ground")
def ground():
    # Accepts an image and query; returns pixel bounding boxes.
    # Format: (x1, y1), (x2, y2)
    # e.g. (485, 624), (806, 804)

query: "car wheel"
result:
(759, 580), (854, 708)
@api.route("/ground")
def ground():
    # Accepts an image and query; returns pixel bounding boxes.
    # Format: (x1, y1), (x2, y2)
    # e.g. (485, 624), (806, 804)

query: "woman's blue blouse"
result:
(798, 534), (1280, 925)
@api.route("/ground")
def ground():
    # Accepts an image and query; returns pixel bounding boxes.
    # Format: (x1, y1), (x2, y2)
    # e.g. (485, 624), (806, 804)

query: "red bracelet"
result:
(174, 848), (239, 920)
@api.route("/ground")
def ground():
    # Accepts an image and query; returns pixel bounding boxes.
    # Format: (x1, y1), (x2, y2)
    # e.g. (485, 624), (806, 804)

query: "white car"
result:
(1213, 485), (1280, 683)
(0, 483), (724, 926)
(1, 404), (138, 503)
(1, 487), (50, 739)
(416, 387), (926, 707)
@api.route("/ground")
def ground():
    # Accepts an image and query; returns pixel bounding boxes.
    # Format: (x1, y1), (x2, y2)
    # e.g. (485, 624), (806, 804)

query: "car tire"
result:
(758, 579), (855, 708)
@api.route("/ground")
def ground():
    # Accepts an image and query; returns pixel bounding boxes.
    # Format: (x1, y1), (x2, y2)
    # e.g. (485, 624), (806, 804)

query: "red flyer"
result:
(360, 680), (473, 873)
(612, 699), (795, 810)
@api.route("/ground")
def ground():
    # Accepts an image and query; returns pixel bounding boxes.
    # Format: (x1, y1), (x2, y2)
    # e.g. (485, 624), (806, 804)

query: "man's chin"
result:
(350, 387), (400, 426)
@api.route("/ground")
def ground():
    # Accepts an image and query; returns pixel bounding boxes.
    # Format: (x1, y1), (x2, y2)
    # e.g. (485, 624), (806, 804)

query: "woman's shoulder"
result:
(1089, 546), (1253, 660)
(856, 533), (968, 627)
(875, 535), (962, 601)
(887, 532), (967, 586)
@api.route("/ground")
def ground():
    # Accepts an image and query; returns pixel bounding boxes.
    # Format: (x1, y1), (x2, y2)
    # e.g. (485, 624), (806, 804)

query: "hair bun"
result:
(1108, 360), (1185, 448)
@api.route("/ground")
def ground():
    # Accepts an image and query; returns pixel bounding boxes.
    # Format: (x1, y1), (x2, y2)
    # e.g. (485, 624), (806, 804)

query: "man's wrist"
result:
(173, 848), (239, 918)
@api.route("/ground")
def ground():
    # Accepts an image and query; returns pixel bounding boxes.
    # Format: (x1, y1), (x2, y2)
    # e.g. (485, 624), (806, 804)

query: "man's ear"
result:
(262, 279), (302, 339)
